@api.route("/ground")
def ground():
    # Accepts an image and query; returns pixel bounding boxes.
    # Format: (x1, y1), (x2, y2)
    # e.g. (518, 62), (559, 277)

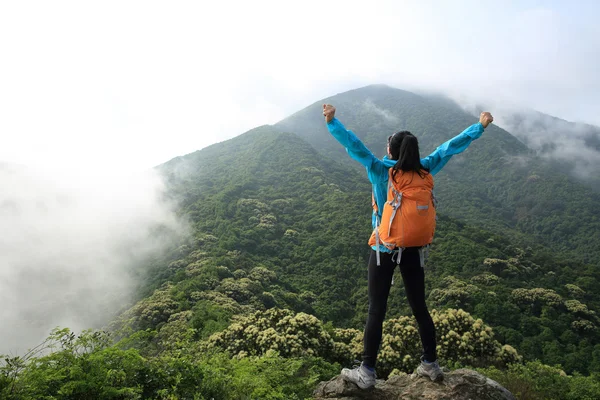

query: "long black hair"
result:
(388, 131), (429, 180)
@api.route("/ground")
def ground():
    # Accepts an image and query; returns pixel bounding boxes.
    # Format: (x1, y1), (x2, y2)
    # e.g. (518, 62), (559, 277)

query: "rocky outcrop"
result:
(314, 369), (515, 400)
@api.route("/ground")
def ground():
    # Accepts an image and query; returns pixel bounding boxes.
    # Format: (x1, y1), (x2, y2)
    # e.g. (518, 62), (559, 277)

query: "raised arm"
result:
(323, 104), (387, 183)
(421, 112), (494, 176)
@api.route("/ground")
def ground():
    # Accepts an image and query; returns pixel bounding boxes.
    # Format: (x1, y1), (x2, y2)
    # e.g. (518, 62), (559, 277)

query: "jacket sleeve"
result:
(421, 122), (485, 176)
(327, 117), (388, 183)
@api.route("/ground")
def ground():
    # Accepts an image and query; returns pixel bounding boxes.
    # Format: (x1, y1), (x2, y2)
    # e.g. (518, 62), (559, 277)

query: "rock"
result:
(314, 369), (515, 400)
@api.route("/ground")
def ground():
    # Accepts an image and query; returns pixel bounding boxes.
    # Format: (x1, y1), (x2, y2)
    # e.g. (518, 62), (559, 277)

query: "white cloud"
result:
(363, 99), (398, 123)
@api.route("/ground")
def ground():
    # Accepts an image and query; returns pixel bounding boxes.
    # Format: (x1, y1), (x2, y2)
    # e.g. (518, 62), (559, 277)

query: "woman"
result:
(322, 103), (493, 388)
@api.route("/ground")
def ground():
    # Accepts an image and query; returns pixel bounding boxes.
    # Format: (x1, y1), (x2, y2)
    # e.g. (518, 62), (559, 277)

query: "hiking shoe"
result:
(341, 362), (376, 389)
(417, 359), (444, 382)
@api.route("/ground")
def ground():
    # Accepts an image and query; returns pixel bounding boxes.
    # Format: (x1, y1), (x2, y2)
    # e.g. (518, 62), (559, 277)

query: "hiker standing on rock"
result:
(323, 103), (493, 388)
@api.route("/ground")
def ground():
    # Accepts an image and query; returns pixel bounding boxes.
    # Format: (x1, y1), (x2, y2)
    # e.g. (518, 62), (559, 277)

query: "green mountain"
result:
(4, 85), (600, 399)
(148, 91), (600, 376)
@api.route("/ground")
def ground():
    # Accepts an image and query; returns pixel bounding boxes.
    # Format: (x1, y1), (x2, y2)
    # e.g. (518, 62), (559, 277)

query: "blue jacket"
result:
(326, 117), (485, 253)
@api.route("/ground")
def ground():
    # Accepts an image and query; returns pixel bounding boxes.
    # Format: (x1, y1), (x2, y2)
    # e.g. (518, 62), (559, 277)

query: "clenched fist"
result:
(323, 104), (336, 123)
(480, 112), (493, 129)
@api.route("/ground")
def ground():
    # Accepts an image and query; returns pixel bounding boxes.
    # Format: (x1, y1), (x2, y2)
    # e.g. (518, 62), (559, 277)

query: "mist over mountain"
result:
(456, 99), (600, 190)
(0, 165), (187, 355)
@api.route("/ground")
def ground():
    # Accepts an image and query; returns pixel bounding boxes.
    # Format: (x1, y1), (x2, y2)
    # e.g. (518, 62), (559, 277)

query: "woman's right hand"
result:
(480, 112), (494, 128)
(323, 104), (336, 123)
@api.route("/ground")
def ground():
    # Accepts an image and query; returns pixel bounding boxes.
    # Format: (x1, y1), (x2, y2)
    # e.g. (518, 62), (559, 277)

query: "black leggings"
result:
(362, 248), (436, 368)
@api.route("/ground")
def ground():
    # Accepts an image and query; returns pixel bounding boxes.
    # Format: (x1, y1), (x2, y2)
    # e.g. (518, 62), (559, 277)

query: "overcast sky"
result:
(1, 0), (599, 173)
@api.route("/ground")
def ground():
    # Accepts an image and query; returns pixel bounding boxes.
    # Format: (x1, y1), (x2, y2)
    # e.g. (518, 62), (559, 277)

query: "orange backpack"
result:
(368, 169), (437, 252)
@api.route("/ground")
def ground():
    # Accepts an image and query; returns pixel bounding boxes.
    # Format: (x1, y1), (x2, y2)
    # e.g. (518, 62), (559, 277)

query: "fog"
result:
(456, 98), (600, 186)
(495, 112), (600, 182)
(0, 164), (187, 355)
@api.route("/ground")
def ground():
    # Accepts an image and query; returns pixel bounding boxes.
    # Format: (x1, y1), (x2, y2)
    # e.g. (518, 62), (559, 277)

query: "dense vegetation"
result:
(3, 85), (600, 399)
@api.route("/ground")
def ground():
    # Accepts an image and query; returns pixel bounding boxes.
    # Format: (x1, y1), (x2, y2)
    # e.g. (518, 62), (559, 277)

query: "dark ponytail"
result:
(388, 131), (429, 180)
